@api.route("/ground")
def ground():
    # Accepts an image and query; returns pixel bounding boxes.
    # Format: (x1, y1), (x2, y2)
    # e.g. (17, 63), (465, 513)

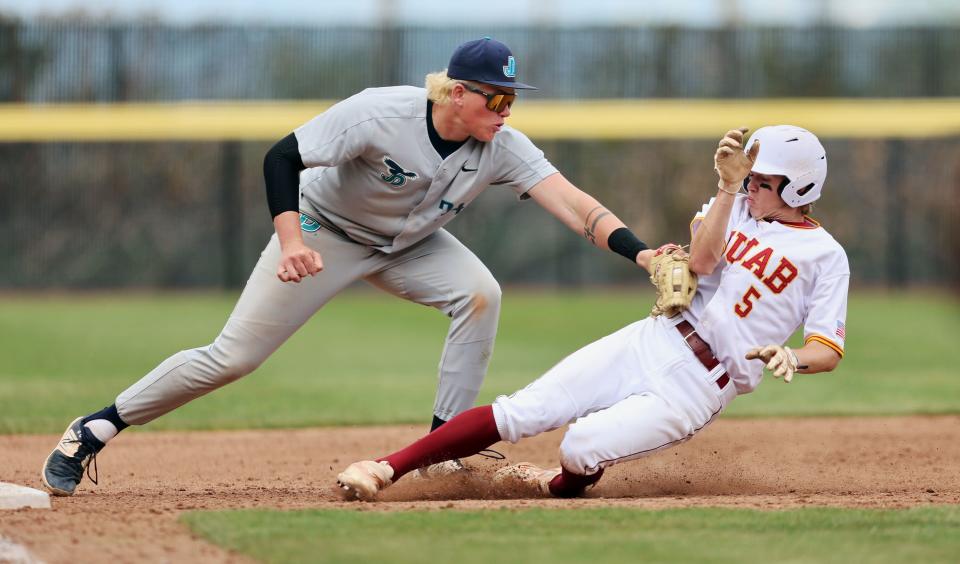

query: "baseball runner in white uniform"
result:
(336, 125), (849, 500)
(41, 38), (655, 496)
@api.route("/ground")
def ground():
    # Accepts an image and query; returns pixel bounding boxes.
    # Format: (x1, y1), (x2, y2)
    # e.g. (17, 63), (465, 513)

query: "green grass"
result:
(0, 290), (958, 433)
(181, 505), (960, 564)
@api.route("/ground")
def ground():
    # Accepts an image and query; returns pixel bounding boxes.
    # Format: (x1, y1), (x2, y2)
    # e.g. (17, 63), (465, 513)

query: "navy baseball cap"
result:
(447, 37), (536, 90)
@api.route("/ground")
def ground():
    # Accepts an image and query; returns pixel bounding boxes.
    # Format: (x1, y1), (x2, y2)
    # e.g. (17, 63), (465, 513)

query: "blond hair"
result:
(425, 70), (459, 104)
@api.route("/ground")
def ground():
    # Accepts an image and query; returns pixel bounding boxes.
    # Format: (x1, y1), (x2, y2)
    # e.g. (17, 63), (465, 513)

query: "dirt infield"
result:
(4, 415), (959, 563)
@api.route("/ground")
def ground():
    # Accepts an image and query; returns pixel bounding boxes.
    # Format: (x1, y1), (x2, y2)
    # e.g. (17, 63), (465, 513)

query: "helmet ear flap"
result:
(796, 183), (815, 197)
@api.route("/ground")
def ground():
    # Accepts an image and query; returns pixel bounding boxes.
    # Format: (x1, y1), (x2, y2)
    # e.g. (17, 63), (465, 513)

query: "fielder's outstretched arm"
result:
(527, 172), (651, 268)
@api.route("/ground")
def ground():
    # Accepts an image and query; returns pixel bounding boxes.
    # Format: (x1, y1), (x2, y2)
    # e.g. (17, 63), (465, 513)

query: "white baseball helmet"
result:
(745, 125), (827, 207)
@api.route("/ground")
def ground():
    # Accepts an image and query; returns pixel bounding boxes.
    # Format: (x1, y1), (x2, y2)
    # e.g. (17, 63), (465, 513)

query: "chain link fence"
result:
(2, 22), (959, 101)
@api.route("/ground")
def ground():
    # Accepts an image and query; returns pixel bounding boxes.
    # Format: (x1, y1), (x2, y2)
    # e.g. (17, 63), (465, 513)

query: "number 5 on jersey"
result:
(735, 286), (762, 317)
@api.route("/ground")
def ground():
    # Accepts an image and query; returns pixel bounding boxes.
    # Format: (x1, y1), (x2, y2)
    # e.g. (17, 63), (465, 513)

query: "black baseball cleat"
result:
(41, 416), (105, 496)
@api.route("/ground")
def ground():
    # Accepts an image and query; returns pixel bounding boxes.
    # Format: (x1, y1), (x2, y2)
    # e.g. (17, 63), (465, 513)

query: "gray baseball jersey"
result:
(295, 85), (558, 252)
(113, 86), (558, 428)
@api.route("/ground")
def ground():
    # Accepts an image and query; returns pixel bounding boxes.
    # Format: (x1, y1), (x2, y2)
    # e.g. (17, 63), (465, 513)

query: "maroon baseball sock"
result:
(548, 467), (604, 498)
(379, 405), (501, 479)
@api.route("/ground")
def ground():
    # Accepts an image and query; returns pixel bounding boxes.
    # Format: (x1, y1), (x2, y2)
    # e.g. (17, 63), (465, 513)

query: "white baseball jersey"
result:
(294, 85), (558, 253)
(684, 194), (849, 394)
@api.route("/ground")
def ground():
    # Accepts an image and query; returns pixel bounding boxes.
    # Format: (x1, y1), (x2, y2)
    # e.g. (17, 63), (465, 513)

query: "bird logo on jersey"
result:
(379, 156), (418, 187)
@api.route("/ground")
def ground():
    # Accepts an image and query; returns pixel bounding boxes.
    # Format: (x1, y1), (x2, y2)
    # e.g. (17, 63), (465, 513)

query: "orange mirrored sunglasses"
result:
(459, 82), (516, 113)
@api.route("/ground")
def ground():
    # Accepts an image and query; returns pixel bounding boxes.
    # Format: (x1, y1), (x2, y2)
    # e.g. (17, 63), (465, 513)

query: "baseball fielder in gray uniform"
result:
(42, 37), (651, 496)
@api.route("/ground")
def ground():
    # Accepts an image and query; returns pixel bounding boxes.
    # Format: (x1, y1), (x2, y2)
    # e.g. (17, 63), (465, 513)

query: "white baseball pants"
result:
(116, 224), (500, 425)
(493, 315), (737, 475)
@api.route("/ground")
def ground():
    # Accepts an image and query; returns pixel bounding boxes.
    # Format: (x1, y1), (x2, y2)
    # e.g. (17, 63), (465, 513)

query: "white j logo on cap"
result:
(503, 56), (516, 78)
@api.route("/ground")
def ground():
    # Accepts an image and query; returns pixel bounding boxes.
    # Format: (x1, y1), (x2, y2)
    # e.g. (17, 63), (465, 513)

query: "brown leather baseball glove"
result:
(649, 244), (698, 318)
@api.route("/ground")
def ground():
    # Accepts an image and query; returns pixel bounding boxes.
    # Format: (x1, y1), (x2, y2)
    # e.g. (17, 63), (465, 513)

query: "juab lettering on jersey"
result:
(725, 231), (799, 293)
(726, 230), (800, 317)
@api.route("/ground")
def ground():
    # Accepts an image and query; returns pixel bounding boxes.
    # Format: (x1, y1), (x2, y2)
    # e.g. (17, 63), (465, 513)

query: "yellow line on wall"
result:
(0, 99), (958, 142)
(513, 99), (960, 140)
(0, 102), (331, 142)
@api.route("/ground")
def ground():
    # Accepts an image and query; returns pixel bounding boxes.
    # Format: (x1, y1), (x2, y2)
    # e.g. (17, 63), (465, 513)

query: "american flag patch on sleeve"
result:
(835, 321), (846, 340)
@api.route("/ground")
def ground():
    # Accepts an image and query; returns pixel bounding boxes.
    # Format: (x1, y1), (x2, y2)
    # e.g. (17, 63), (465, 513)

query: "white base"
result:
(0, 536), (43, 564)
(0, 483), (51, 510)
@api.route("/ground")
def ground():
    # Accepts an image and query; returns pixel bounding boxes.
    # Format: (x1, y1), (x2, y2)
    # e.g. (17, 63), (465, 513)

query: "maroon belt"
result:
(675, 320), (730, 390)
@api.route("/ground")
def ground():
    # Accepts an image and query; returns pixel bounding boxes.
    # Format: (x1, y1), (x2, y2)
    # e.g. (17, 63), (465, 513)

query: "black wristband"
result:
(607, 227), (649, 262)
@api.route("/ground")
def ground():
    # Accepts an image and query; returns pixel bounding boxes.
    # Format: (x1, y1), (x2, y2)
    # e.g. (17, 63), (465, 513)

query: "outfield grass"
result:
(0, 290), (957, 433)
(181, 505), (960, 564)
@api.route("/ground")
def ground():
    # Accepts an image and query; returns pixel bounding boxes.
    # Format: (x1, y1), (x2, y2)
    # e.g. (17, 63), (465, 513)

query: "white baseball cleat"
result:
(336, 460), (394, 501)
(492, 462), (561, 496)
(415, 458), (468, 479)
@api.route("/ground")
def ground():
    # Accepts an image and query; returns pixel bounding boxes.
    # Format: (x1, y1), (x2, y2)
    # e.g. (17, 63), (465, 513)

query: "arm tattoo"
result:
(584, 206), (604, 223)
(583, 207), (612, 245)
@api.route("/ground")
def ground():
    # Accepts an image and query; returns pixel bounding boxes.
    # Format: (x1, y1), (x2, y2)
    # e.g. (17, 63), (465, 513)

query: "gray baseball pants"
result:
(115, 224), (501, 425)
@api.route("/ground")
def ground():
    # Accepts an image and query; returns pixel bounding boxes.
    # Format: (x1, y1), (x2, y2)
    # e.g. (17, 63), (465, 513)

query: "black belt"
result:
(675, 320), (730, 390)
